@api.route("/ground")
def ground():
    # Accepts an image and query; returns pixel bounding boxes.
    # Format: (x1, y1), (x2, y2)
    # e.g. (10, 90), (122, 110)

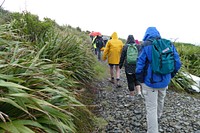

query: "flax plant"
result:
(175, 43), (200, 77)
(170, 43), (200, 93)
(0, 21), (96, 132)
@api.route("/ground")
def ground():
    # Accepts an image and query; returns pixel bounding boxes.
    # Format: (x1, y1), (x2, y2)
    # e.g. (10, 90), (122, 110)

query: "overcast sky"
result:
(2, 0), (200, 45)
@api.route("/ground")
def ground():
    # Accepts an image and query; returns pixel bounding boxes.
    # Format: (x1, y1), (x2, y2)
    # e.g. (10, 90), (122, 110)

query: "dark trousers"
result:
(96, 48), (101, 60)
(125, 72), (140, 91)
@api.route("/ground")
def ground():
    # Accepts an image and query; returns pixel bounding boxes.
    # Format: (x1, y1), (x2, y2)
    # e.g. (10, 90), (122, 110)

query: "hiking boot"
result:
(158, 118), (161, 124)
(136, 93), (144, 99)
(108, 77), (115, 84)
(128, 95), (135, 101)
(116, 84), (122, 88)
(116, 78), (121, 88)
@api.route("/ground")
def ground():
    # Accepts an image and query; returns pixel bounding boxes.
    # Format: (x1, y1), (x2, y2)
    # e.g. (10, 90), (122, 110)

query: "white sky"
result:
(1, 0), (200, 45)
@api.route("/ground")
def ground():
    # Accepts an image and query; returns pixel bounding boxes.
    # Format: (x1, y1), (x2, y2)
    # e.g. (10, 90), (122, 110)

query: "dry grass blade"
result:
(0, 111), (9, 122)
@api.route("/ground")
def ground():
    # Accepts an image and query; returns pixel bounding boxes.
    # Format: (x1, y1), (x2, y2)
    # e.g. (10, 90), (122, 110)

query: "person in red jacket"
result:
(135, 39), (140, 45)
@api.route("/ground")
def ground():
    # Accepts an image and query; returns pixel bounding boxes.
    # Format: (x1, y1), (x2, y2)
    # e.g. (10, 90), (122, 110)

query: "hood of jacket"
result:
(143, 27), (161, 41)
(126, 35), (135, 44)
(111, 32), (118, 39)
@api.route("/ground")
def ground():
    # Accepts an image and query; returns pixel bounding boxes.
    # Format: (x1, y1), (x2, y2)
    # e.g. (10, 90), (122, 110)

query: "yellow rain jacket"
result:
(102, 32), (124, 64)
(92, 36), (97, 48)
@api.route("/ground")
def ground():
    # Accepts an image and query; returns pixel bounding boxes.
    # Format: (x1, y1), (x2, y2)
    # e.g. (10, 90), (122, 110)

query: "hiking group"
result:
(90, 27), (182, 133)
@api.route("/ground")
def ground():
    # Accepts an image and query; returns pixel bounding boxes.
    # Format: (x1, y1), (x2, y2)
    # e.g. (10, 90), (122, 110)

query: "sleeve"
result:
(119, 46), (127, 69)
(137, 44), (142, 54)
(102, 39), (105, 47)
(102, 41), (110, 61)
(171, 45), (182, 78)
(136, 47), (148, 83)
(92, 37), (96, 45)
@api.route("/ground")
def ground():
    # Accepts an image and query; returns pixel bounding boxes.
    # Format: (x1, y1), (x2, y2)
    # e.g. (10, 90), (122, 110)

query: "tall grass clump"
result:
(0, 7), (12, 25)
(169, 43), (200, 94)
(0, 10), (98, 132)
(175, 43), (200, 77)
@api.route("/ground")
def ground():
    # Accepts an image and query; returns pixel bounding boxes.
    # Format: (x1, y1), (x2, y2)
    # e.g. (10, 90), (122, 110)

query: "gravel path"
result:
(94, 67), (200, 133)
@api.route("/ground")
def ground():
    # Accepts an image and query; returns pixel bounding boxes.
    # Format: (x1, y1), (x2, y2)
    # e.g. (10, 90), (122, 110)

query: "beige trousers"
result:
(141, 83), (167, 133)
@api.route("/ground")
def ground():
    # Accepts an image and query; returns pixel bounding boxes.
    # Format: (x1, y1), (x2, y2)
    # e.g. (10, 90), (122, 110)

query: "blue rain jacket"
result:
(136, 27), (182, 88)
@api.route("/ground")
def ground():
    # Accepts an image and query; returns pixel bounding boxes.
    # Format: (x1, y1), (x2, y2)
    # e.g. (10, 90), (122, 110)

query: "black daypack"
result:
(95, 37), (104, 49)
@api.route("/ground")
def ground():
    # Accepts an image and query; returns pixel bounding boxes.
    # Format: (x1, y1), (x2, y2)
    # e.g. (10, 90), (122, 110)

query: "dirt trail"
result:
(93, 66), (200, 133)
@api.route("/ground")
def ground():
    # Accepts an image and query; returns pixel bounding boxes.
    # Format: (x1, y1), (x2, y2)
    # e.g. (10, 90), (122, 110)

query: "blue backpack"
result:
(151, 39), (175, 74)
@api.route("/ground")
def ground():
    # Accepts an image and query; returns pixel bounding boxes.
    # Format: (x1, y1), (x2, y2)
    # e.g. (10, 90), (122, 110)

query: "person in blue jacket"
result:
(136, 27), (182, 133)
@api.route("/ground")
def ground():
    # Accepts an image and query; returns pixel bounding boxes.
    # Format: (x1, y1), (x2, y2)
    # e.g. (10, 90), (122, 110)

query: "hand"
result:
(171, 71), (177, 78)
(136, 73), (144, 83)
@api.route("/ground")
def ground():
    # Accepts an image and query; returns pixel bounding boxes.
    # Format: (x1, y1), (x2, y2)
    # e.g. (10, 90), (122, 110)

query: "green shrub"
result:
(0, 17), (98, 132)
(170, 43), (200, 94)
(10, 11), (56, 42)
(175, 42), (200, 77)
(0, 7), (12, 25)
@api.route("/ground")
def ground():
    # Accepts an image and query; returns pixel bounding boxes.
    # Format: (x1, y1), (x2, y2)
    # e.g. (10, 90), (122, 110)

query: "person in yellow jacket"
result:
(92, 36), (97, 55)
(102, 32), (124, 87)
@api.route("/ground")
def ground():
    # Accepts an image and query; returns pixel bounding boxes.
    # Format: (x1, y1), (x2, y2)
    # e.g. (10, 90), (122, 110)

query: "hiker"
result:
(95, 35), (105, 61)
(119, 35), (143, 100)
(92, 36), (97, 55)
(136, 27), (182, 133)
(102, 35), (109, 46)
(102, 32), (124, 87)
(90, 35), (94, 42)
(135, 39), (140, 45)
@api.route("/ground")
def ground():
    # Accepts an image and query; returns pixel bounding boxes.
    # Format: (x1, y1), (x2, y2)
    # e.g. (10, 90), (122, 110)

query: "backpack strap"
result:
(144, 54), (163, 84)
(148, 39), (164, 84)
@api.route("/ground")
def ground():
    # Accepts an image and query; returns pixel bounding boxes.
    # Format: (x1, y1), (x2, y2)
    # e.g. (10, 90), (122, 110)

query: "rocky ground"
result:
(93, 67), (200, 133)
